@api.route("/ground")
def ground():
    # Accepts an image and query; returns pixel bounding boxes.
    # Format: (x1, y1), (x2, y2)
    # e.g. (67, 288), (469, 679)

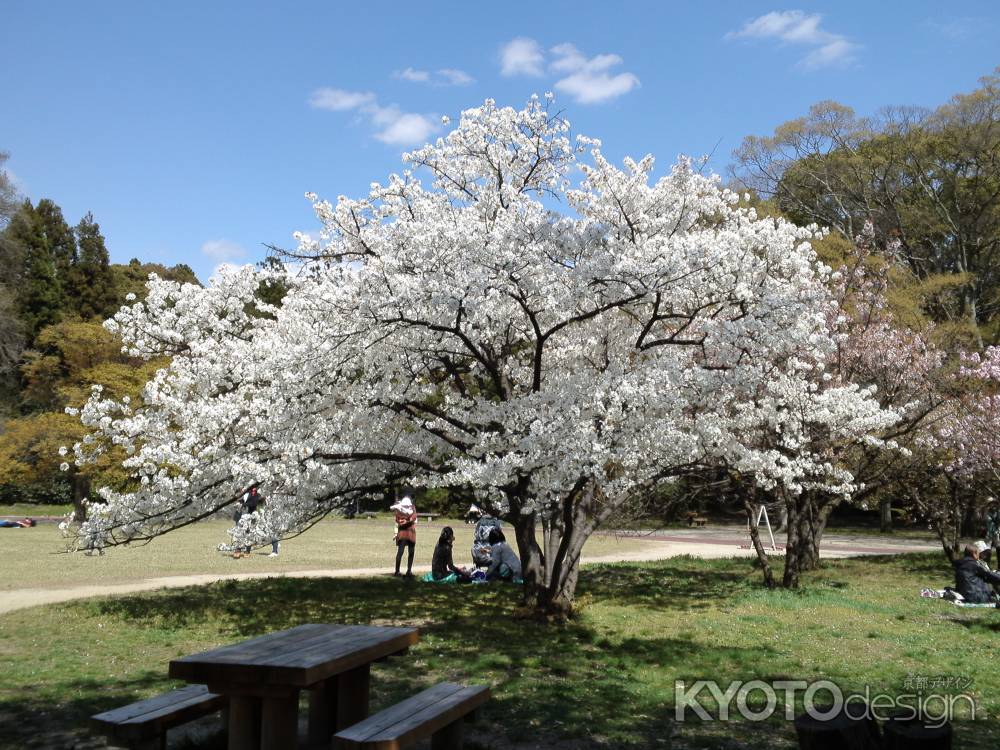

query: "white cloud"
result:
(500, 37), (545, 77)
(800, 38), (854, 70)
(924, 16), (983, 41)
(395, 67), (431, 83)
(308, 88), (377, 111)
(210, 261), (253, 281)
(499, 38), (638, 104)
(308, 88), (441, 147)
(374, 113), (440, 145)
(201, 239), (246, 263)
(726, 10), (858, 70)
(550, 43), (639, 104)
(395, 67), (474, 86)
(437, 68), (474, 86)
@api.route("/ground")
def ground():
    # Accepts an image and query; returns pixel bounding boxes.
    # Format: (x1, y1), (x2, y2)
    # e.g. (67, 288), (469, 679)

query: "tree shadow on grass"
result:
(947, 615), (1000, 633)
(23, 567), (794, 749)
(842, 552), (948, 577)
(579, 560), (753, 612)
(0, 670), (177, 750)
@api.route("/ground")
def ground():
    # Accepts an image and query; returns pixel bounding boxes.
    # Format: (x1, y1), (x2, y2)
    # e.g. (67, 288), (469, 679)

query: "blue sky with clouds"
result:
(2, 1), (997, 282)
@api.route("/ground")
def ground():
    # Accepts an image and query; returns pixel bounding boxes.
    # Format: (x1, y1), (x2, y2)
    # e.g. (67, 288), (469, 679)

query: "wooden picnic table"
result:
(169, 623), (419, 750)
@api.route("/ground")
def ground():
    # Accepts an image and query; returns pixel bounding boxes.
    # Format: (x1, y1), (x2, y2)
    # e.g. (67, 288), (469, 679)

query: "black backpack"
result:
(472, 516), (502, 567)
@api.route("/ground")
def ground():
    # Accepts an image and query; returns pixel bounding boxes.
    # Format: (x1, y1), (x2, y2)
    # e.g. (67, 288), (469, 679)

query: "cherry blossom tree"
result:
(912, 346), (1000, 558)
(944, 347), (1000, 483)
(732, 227), (948, 586)
(70, 98), (895, 616)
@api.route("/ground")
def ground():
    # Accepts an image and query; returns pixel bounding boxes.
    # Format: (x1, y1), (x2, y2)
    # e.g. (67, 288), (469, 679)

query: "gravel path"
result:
(0, 527), (938, 615)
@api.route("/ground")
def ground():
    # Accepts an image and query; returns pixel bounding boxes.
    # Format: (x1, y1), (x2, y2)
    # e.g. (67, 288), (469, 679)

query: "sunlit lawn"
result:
(0, 502), (74, 517)
(0, 553), (995, 749)
(0, 516), (661, 590)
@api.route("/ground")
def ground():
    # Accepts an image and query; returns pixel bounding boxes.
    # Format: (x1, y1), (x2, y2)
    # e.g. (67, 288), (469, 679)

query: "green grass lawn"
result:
(822, 523), (941, 542)
(0, 502), (73, 518)
(0, 553), (995, 749)
(0, 517), (661, 590)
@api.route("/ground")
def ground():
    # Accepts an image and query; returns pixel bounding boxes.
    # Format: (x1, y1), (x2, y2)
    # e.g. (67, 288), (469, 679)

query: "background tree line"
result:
(0, 152), (198, 507)
(712, 68), (1000, 584)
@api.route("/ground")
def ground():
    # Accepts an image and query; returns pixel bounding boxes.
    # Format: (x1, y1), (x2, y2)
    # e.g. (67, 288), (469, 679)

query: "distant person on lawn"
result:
(432, 526), (472, 582)
(954, 543), (1000, 604)
(485, 528), (521, 582)
(0, 518), (36, 528)
(232, 487), (280, 558)
(392, 496), (417, 577)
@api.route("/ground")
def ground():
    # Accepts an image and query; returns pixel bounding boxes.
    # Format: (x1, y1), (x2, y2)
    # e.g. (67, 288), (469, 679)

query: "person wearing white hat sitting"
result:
(391, 496), (418, 577)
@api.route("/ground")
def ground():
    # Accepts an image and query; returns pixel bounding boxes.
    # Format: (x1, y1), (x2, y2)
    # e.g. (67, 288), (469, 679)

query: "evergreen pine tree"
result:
(0, 200), (63, 345)
(69, 212), (118, 320)
(34, 199), (77, 289)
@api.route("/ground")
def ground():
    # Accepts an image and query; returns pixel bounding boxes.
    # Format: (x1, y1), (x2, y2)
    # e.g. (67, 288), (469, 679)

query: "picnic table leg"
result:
(260, 691), (299, 750)
(337, 664), (370, 729)
(307, 679), (339, 744)
(125, 737), (165, 750)
(431, 719), (463, 750)
(227, 695), (261, 750)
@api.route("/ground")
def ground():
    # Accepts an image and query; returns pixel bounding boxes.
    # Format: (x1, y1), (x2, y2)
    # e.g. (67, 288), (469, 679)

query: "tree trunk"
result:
(879, 498), (893, 533)
(511, 511), (545, 609)
(511, 483), (601, 619)
(931, 520), (957, 563)
(783, 492), (835, 588)
(72, 472), (91, 524)
(746, 501), (776, 588)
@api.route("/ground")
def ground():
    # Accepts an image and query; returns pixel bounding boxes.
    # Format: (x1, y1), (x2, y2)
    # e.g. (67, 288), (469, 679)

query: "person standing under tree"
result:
(232, 487), (279, 558)
(391, 495), (417, 577)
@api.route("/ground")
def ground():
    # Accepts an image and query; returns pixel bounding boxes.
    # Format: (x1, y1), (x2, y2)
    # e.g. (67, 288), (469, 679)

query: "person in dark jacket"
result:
(432, 527), (471, 582)
(232, 487), (279, 558)
(953, 544), (1000, 603)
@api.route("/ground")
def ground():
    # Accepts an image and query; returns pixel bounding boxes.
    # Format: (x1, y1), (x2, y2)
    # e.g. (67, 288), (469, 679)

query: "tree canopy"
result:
(71, 99), (894, 615)
(732, 68), (1000, 347)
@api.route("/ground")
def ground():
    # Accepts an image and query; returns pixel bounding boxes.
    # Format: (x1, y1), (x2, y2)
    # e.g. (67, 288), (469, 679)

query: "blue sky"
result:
(2, 1), (997, 282)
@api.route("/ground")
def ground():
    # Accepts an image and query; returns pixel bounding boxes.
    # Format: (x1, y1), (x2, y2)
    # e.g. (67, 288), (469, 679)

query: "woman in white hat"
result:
(391, 495), (417, 577)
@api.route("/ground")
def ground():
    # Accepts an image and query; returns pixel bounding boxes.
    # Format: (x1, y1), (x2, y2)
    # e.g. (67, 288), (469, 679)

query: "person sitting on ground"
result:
(971, 540), (1000, 595)
(0, 518), (36, 528)
(432, 526), (472, 582)
(953, 543), (1000, 604)
(485, 528), (521, 582)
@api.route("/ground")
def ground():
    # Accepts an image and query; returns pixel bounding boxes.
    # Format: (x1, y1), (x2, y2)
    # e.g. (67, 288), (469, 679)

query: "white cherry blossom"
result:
(71, 98), (894, 615)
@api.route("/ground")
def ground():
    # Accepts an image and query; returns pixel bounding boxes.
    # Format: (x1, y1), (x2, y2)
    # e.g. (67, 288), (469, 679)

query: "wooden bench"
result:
(334, 682), (489, 750)
(685, 512), (707, 527)
(91, 684), (226, 750)
(417, 513), (436, 523)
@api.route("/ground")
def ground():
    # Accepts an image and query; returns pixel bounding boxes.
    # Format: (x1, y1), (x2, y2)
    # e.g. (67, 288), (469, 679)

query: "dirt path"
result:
(0, 530), (938, 615)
